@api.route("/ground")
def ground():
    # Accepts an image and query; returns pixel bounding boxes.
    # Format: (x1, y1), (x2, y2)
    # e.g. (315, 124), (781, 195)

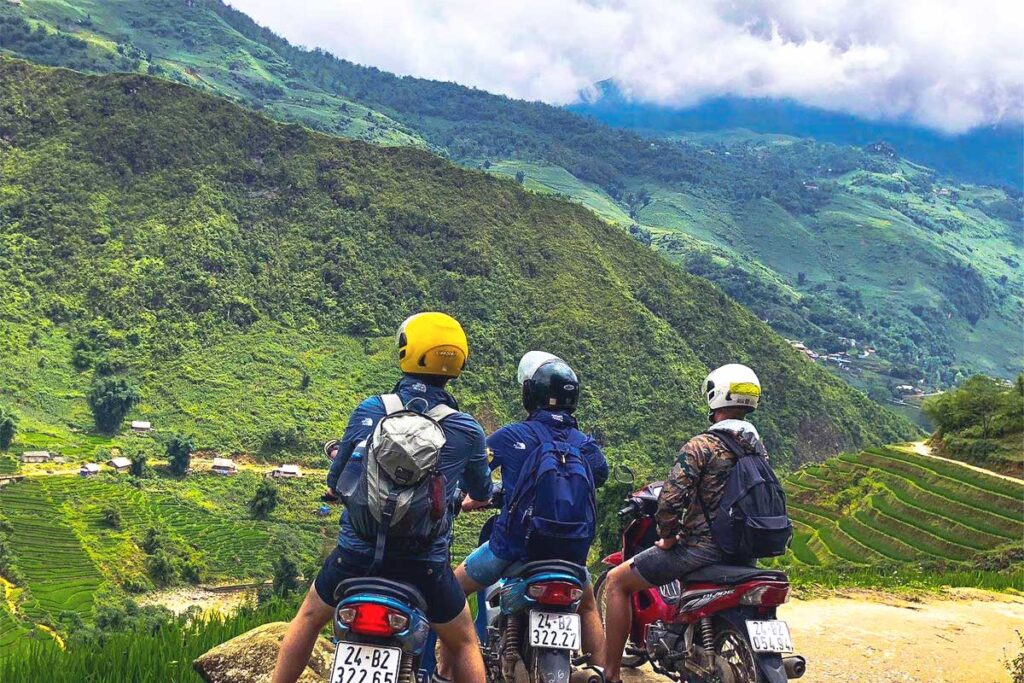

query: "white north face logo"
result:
(514, 442), (527, 449)
(361, 418), (374, 426)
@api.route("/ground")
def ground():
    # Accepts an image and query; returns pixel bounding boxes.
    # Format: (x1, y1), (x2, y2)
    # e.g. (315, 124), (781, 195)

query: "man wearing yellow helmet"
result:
(273, 313), (492, 683)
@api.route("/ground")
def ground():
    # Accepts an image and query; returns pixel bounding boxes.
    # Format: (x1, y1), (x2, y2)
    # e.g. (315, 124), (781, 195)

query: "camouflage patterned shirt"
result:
(654, 432), (739, 545)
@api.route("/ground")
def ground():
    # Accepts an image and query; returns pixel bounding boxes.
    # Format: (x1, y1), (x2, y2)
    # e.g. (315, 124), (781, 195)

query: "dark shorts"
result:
(314, 545), (466, 625)
(630, 542), (723, 587)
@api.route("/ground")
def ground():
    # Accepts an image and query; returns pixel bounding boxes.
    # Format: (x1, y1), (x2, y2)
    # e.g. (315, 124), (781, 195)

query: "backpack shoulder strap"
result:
(425, 403), (458, 422)
(704, 429), (750, 459)
(380, 394), (405, 415)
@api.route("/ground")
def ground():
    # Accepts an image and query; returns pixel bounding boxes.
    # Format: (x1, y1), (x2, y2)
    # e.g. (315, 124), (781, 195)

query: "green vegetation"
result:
(0, 595), (301, 683)
(248, 479), (279, 520)
(166, 435), (194, 476)
(0, 405), (16, 451)
(1, 0), (1019, 390)
(776, 447), (1023, 590)
(87, 375), (140, 433)
(0, 57), (912, 468)
(923, 375), (1024, 474)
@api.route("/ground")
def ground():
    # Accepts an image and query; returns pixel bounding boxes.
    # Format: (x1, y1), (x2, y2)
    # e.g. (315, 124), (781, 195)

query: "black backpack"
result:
(698, 430), (793, 559)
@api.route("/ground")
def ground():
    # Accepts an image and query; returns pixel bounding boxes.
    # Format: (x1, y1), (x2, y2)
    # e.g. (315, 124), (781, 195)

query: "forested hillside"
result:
(0, 0), (1020, 391)
(0, 57), (913, 466)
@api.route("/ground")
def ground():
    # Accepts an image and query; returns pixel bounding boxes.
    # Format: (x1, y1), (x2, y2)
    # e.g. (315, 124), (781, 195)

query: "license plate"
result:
(529, 611), (581, 650)
(329, 642), (401, 683)
(745, 620), (794, 653)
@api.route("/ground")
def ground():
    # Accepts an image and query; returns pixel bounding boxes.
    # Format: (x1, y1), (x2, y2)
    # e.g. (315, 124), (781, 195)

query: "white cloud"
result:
(230, 0), (1024, 134)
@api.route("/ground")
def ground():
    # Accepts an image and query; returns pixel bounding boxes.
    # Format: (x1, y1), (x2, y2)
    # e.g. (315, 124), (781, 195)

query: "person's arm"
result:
(584, 438), (609, 488)
(654, 439), (706, 541)
(460, 423), (493, 504)
(326, 401), (375, 492)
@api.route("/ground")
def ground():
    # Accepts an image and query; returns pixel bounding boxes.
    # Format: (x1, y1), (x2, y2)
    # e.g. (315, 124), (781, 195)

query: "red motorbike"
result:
(595, 480), (806, 683)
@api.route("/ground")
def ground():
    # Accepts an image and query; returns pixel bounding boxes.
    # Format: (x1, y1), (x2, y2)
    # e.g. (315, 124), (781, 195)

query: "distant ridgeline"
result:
(0, 58), (913, 467)
(0, 0), (1020, 391)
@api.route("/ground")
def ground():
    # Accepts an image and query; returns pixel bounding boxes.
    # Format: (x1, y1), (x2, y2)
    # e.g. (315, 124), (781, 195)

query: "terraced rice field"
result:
(0, 472), (331, 624)
(781, 447), (1024, 577)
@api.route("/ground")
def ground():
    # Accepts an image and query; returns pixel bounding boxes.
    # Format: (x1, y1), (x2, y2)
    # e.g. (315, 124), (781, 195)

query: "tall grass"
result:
(0, 597), (300, 682)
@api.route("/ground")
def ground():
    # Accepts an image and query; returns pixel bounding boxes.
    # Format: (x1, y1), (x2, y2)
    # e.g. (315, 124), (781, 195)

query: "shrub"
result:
(272, 553), (300, 597)
(145, 549), (176, 587)
(101, 506), (123, 530)
(129, 452), (150, 478)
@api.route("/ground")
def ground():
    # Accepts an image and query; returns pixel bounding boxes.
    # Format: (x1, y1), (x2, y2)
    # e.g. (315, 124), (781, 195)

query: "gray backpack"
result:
(345, 394), (457, 566)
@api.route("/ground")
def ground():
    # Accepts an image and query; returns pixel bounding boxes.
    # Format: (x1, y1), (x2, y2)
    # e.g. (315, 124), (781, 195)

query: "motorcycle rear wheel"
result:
(712, 622), (759, 683)
(593, 570), (647, 669)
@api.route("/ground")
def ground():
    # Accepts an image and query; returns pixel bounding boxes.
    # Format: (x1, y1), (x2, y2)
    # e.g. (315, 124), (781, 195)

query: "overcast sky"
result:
(231, 0), (1023, 134)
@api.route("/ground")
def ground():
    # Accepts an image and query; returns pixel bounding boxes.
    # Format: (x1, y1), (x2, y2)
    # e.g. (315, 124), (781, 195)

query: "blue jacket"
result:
(328, 375), (493, 562)
(486, 410), (608, 561)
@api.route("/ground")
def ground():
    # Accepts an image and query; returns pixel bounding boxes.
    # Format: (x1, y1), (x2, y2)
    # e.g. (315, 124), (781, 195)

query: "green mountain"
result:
(0, 57), (913, 467)
(0, 0), (1020, 391)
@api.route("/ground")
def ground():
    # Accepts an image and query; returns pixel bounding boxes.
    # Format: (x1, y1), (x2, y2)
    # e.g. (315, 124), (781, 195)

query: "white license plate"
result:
(529, 611), (581, 650)
(329, 642), (402, 683)
(745, 619), (794, 653)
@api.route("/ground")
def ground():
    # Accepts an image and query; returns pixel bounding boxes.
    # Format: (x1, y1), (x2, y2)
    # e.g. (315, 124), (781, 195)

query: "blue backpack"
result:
(499, 421), (597, 563)
(699, 430), (793, 559)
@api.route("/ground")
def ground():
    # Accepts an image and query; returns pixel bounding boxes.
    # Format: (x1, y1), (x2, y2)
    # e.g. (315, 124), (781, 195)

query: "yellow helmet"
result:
(396, 312), (468, 378)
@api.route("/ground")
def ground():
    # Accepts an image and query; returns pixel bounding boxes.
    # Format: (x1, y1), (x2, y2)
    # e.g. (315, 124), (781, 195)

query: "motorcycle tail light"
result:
(527, 581), (584, 606)
(337, 602), (409, 636)
(740, 584), (789, 606)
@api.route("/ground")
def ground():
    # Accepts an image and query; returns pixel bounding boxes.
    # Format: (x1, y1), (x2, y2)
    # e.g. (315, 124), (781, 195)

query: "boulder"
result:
(193, 621), (333, 683)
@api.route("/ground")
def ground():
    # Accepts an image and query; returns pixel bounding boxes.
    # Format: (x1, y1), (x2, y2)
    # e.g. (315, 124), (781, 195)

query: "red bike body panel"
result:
(601, 551), (623, 567)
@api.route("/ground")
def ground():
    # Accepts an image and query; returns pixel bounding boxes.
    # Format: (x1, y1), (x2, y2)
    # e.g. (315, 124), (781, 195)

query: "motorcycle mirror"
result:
(613, 464), (635, 485)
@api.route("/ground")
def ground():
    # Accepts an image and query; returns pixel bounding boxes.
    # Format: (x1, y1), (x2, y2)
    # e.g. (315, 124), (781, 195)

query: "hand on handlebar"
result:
(461, 496), (492, 512)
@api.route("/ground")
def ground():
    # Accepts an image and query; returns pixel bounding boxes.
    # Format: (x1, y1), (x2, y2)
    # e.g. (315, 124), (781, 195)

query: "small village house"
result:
(131, 421), (152, 433)
(211, 457), (237, 475)
(107, 456), (132, 473)
(79, 462), (100, 477)
(271, 464), (302, 479)
(20, 451), (51, 464)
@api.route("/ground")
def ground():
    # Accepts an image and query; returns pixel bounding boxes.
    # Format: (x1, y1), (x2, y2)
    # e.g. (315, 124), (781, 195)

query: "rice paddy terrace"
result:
(0, 471), (332, 638)
(780, 446), (1024, 588)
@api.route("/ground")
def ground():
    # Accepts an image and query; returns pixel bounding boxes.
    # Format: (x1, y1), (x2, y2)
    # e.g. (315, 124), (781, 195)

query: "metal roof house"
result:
(211, 457), (237, 475)
(271, 464), (302, 479)
(131, 421), (152, 432)
(20, 451), (51, 463)
(79, 462), (100, 477)
(107, 457), (132, 473)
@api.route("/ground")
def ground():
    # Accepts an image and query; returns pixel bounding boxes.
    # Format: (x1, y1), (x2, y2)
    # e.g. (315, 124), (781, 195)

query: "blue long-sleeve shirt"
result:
(487, 410), (608, 561)
(328, 375), (492, 562)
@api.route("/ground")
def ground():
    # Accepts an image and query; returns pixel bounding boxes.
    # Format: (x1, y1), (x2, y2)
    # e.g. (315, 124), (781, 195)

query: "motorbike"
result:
(468, 485), (603, 683)
(595, 479), (807, 683)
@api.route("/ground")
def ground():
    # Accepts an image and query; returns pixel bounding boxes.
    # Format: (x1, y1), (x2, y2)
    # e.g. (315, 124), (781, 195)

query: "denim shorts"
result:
(314, 545), (466, 625)
(464, 541), (591, 587)
(630, 542), (722, 587)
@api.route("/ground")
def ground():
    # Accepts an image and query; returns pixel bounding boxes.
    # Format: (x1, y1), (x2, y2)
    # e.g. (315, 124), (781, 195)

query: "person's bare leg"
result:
(433, 603), (486, 683)
(578, 583), (605, 667)
(435, 563), (487, 680)
(272, 584), (335, 683)
(602, 562), (652, 681)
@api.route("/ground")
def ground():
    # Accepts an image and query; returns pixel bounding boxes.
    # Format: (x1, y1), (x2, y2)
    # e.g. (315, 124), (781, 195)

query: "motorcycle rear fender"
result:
(601, 551), (623, 566)
(714, 607), (787, 683)
(530, 647), (571, 683)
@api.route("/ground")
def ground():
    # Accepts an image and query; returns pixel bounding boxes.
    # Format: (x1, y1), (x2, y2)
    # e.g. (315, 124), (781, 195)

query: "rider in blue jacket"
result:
(434, 352), (609, 680)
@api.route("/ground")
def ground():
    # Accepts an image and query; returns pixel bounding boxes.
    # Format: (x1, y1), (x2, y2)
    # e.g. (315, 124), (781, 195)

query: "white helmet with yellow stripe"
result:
(702, 363), (761, 412)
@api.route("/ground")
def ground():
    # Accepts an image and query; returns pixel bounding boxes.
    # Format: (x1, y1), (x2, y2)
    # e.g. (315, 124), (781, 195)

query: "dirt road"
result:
(621, 589), (1024, 683)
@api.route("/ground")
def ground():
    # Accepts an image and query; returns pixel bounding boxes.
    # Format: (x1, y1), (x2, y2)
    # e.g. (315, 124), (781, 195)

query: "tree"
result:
(101, 506), (123, 530)
(514, 170), (525, 184)
(272, 553), (300, 596)
(0, 406), (17, 451)
(145, 549), (176, 587)
(129, 452), (149, 478)
(249, 479), (279, 520)
(166, 435), (193, 475)
(87, 376), (140, 434)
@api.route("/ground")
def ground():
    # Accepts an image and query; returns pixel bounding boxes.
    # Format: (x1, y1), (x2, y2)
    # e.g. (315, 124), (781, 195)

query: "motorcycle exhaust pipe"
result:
(783, 655), (807, 679)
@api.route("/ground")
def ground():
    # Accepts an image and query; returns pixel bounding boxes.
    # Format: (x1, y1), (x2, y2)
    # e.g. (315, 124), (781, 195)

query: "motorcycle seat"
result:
(514, 559), (588, 584)
(683, 563), (788, 585)
(334, 577), (428, 613)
